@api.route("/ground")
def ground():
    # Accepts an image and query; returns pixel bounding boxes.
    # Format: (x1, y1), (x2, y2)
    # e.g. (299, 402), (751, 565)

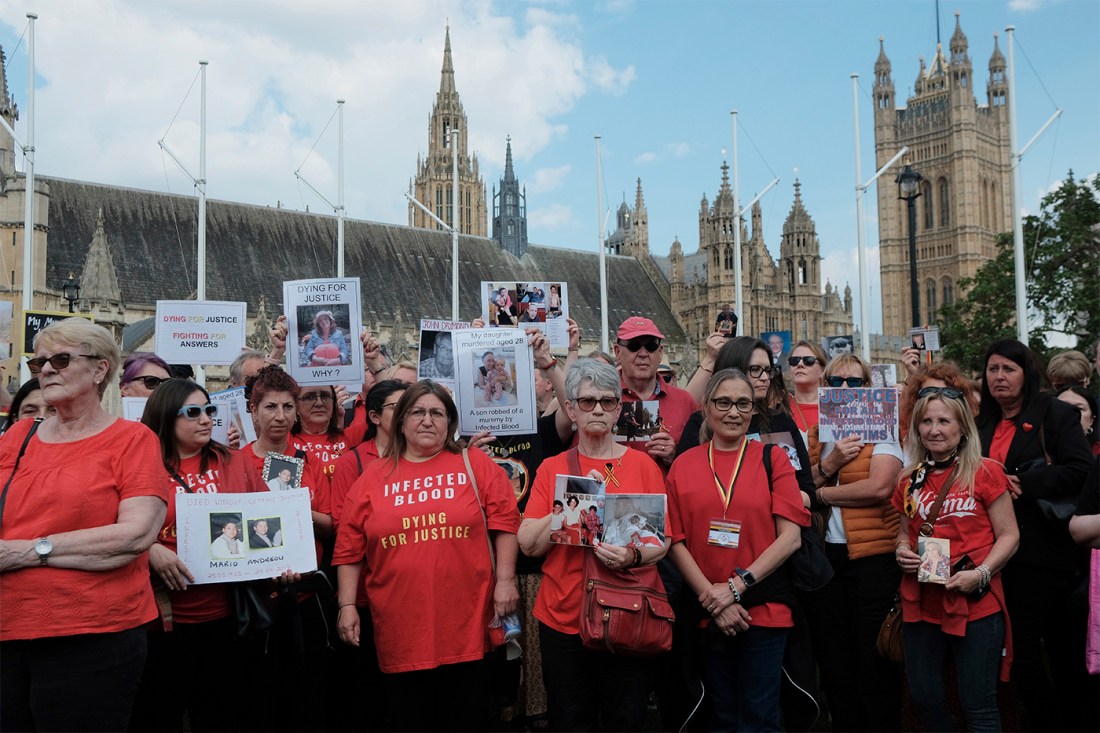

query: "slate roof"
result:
(41, 176), (684, 345)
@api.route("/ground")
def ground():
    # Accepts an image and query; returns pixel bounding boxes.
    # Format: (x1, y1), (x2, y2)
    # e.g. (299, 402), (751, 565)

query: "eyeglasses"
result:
(826, 376), (866, 388)
(299, 392), (334, 403)
(381, 400), (402, 411)
(788, 355), (819, 367)
(746, 365), (775, 379)
(573, 396), (621, 412)
(917, 386), (965, 400)
(406, 407), (448, 422)
(127, 375), (167, 391)
(177, 404), (219, 419)
(617, 339), (661, 353)
(709, 397), (755, 414)
(26, 353), (98, 374)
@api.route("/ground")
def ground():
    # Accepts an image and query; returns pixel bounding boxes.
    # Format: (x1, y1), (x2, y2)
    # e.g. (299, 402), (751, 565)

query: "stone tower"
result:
(408, 26), (488, 236)
(873, 13), (1012, 337)
(779, 178), (825, 341)
(492, 136), (528, 257)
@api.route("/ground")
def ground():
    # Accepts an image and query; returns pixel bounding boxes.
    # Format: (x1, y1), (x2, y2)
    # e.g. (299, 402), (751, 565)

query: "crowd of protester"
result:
(0, 310), (1097, 733)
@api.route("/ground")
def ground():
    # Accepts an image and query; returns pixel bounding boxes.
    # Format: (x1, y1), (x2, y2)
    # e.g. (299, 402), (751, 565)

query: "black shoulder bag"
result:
(0, 418), (43, 530)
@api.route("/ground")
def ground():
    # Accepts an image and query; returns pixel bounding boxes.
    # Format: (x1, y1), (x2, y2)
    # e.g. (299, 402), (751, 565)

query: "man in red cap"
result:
(613, 317), (698, 469)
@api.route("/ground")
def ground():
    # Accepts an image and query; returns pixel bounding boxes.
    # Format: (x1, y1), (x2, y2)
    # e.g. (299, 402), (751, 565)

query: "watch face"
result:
(35, 538), (52, 556)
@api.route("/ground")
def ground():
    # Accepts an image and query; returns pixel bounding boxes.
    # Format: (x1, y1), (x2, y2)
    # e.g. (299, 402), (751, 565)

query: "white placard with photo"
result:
(121, 397), (148, 422)
(908, 326), (942, 352)
(209, 387), (256, 446)
(418, 319), (470, 392)
(283, 278), (364, 386)
(452, 328), (537, 436)
(154, 301), (248, 366)
(818, 386), (899, 444)
(480, 281), (569, 348)
(175, 490), (317, 584)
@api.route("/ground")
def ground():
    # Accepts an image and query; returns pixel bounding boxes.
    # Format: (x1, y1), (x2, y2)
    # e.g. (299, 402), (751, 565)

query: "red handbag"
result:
(579, 546), (675, 657)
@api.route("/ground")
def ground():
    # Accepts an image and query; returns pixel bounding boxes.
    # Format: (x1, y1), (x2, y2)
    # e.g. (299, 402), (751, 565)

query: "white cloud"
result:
(587, 55), (636, 95)
(666, 142), (692, 159)
(1008, 0), (1045, 11)
(634, 152), (657, 165)
(529, 203), (572, 231)
(528, 165), (572, 194)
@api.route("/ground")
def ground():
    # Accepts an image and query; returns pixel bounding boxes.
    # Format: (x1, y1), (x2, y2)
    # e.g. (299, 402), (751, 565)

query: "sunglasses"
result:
(788, 355), (819, 367)
(177, 404), (218, 419)
(127, 375), (167, 391)
(574, 396), (621, 412)
(917, 386), (965, 400)
(617, 339), (661, 353)
(826, 376), (866, 388)
(659, 372), (674, 384)
(26, 353), (98, 374)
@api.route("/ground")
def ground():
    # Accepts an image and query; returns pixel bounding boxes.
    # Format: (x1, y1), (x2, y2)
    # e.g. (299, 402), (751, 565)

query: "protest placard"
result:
(0, 301), (12, 359)
(818, 386), (899, 444)
(452, 328), (536, 435)
(870, 364), (898, 388)
(418, 319), (470, 391)
(760, 330), (791, 373)
(908, 326), (942, 352)
(481, 281), (569, 348)
(209, 387), (256, 446)
(175, 490), (316, 584)
(21, 310), (93, 357)
(601, 494), (667, 548)
(121, 397), (147, 422)
(154, 301), (247, 366)
(283, 278), (363, 386)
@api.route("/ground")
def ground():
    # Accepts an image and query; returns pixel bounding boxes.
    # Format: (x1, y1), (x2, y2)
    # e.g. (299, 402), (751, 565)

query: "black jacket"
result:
(978, 394), (1093, 569)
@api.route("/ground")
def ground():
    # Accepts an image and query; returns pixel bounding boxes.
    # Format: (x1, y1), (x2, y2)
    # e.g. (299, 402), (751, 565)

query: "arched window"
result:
(446, 186), (453, 229)
(921, 181), (934, 230)
(926, 278), (938, 322)
(724, 245), (734, 271)
(713, 248), (720, 268)
(939, 178), (950, 227)
(942, 277), (954, 307)
(435, 188), (444, 230)
(507, 221), (514, 236)
(798, 258), (807, 285)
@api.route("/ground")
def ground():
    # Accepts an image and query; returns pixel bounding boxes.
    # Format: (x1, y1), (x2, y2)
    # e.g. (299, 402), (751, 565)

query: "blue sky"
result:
(0, 0), (1095, 336)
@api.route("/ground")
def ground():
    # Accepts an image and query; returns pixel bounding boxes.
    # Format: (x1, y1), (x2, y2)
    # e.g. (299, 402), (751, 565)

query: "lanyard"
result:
(790, 395), (810, 433)
(708, 436), (747, 517)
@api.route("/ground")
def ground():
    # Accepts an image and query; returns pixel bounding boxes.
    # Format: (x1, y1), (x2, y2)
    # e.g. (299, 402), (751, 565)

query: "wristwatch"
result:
(34, 537), (53, 566)
(734, 567), (757, 589)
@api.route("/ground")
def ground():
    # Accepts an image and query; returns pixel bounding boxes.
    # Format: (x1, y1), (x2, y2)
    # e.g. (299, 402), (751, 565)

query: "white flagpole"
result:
(1005, 26), (1027, 345)
(337, 99), (345, 278)
(596, 136), (608, 353)
(451, 128), (459, 321)
(21, 13), (36, 319)
(731, 111), (743, 336)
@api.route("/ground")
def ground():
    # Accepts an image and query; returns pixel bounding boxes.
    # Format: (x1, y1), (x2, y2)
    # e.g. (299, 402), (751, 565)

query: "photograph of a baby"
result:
(473, 348), (517, 408)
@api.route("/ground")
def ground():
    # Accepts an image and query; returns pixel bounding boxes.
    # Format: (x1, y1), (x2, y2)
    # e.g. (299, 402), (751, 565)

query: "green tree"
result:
(940, 172), (1099, 373)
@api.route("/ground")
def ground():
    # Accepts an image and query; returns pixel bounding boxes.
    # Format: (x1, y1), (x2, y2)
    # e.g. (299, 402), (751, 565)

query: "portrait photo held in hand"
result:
(549, 475), (604, 547)
(262, 452), (305, 491)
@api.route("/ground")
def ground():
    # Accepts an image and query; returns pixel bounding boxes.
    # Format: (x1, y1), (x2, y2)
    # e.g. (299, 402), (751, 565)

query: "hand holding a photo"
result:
(148, 544), (195, 591)
(566, 317), (580, 352)
(275, 568), (301, 588)
(647, 431), (677, 466)
(270, 315), (288, 362)
(593, 542), (631, 570)
(900, 346), (921, 378)
(895, 543), (921, 573)
(471, 317), (485, 328)
(826, 434), (864, 473)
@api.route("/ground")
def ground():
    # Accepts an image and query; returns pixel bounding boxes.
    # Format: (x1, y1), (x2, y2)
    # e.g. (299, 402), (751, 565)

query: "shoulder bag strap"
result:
(762, 442), (774, 493)
(0, 418), (43, 530)
(462, 448), (496, 574)
(920, 465), (960, 536)
(172, 471), (195, 494)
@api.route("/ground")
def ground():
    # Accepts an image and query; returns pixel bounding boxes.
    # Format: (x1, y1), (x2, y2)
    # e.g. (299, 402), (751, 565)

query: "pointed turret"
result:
(503, 135), (515, 182)
(949, 11), (969, 60)
(873, 36), (895, 111)
(492, 135), (528, 257)
(948, 11), (973, 97)
(987, 33), (1007, 107)
(0, 46), (19, 179)
(78, 209), (123, 309)
(439, 25), (456, 96)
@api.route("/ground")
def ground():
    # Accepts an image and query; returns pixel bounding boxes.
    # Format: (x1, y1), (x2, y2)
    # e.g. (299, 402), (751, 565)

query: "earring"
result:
(571, 422), (577, 432)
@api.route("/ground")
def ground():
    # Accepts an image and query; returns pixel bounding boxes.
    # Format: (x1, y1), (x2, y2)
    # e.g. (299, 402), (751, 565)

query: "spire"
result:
(439, 24), (455, 96)
(503, 135), (515, 181)
(875, 35), (890, 71)
(949, 11), (969, 59)
(0, 46), (15, 119)
(634, 177), (646, 212)
(78, 209), (123, 306)
(987, 32), (1007, 107)
(989, 32), (1005, 70)
(873, 36), (895, 110)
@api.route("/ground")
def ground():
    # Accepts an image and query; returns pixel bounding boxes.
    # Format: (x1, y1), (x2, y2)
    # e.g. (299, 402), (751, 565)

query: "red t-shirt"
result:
(343, 399), (369, 448)
(667, 441), (811, 627)
(788, 395), (819, 434)
(892, 458), (1009, 625)
(332, 449), (520, 673)
(158, 451), (265, 623)
(988, 419), (1015, 465)
(290, 430), (349, 480)
(330, 438), (381, 527)
(527, 448), (666, 635)
(0, 418), (170, 640)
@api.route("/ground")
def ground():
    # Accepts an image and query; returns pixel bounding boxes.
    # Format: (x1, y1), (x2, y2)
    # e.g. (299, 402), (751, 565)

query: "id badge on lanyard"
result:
(707, 439), (746, 550)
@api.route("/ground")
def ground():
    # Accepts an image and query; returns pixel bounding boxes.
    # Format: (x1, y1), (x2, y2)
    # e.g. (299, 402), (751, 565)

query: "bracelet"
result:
(338, 602), (356, 610)
(895, 542), (911, 555)
(727, 577), (742, 604)
(975, 564), (992, 588)
(630, 547), (642, 568)
(815, 488), (829, 506)
(538, 360), (556, 370)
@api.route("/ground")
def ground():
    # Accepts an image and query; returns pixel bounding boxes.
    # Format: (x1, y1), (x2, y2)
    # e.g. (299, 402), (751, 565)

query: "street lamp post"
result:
(61, 273), (81, 313)
(896, 165), (923, 328)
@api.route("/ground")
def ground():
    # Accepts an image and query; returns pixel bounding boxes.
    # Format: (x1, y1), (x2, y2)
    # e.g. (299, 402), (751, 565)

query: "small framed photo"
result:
(908, 326), (941, 352)
(917, 536), (951, 585)
(262, 452), (305, 492)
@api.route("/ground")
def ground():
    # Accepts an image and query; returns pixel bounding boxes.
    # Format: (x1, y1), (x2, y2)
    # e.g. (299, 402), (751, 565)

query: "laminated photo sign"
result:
(818, 387), (899, 444)
(283, 278), (364, 386)
(418, 319), (470, 392)
(480, 280), (569, 348)
(452, 328), (536, 435)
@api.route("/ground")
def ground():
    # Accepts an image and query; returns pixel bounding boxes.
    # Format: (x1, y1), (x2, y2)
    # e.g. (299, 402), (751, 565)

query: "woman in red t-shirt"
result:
(291, 384), (349, 480)
(518, 359), (668, 732)
(667, 368), (809, 730)
(0, 319), (169, 732)
(894, 391), (1019, 732)
(131, 378), (264, 732)
(787, 339), (826, 439)
(334, 380), (520, 731)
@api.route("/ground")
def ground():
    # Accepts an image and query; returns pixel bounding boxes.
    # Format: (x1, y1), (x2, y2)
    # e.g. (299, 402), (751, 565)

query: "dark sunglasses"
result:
(26, 353), (98, 374)
(177, 404), (218, 419)
(617, 339), (661, 353)
(788, 355), (819, 367)
(574, 396), (621, 412)
(917, 386), (965, 400)
(826, 376), (866, 388)
(659, 372), (674, 384)
(128, 375), (167, 391)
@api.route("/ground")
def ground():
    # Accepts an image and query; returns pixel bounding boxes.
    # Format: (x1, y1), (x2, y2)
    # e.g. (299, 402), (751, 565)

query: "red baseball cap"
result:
(616, 317), (665, 341)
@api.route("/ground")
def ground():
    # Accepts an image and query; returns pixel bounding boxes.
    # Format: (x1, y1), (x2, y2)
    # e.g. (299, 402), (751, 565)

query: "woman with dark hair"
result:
(335, 380), (520, 731)
(1056, 385), (1099, 456)
(130, 379), (263, 732)
(291, 384), (348, 478)
(303, 311), (349, 367)
(977, 339), (1095, 731)
(1, 378), (55, 433)
(119, 352), (171, 398)
(667, 368), (809, 729)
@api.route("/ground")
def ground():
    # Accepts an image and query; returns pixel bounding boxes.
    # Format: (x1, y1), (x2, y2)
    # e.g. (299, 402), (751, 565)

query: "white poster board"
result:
(481, 281), (569, 348)
(452, 329), (537, 436)
(209, 387), (256, 446)
(175, 490), (317, 584)
(818, 387), (899, 444)
(908, 326), (942, 352)
(283, 278), (364, 386)
(418, 319), (470, 392)
(155, 301), (248, 366)
(121, 397), (148, 422)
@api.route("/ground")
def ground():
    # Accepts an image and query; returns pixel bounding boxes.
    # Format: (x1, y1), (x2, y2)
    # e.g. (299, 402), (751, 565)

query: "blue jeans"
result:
(902, 613), (1005, 733)
(701, 626), (788, 732)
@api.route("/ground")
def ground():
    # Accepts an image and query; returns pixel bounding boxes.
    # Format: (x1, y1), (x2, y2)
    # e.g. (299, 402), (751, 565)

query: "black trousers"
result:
(383, 657), (489, 732)
(1, 626), (147, 732)
(538, 622), (653, 731)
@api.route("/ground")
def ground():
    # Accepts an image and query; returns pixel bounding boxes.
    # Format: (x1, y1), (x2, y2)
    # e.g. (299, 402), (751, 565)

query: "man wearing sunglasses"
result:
(613, 317), (698, 468)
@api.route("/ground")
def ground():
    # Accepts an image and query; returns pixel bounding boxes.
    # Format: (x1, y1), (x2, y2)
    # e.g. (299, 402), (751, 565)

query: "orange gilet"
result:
(808, 425), (900, 560)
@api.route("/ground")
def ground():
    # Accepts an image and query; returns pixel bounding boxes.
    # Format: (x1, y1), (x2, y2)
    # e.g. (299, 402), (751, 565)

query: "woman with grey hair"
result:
(519, 359), (668, 730)
(0, 318), (170, 731)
